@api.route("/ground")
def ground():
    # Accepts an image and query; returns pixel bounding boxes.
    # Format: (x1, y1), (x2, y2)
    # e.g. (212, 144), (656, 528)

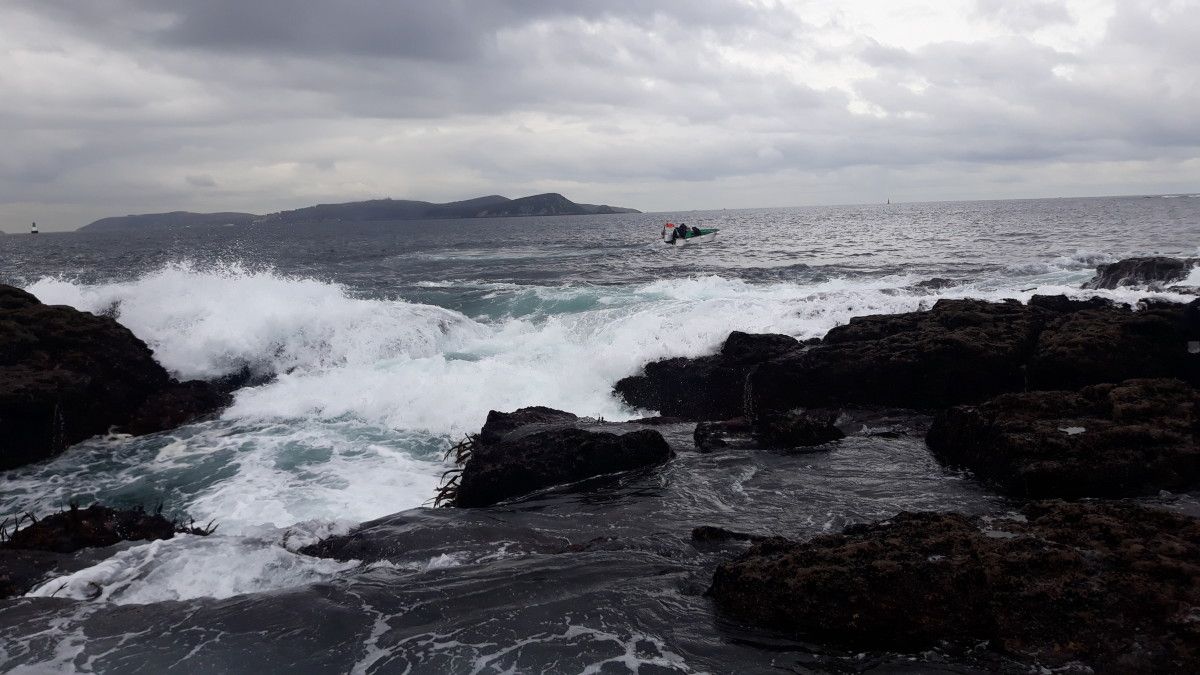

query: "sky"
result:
(2, 0), (1198, 231)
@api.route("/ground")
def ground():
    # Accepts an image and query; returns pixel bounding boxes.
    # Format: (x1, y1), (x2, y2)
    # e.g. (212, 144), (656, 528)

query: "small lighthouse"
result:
(31, 222), (39, 235)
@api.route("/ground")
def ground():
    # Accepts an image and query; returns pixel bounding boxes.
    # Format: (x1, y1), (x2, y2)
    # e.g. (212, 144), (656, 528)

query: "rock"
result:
(1083, 256), (1199, 290)
(619, 294), (1197, 422)
(0, 285), (231, 470)
(452, 428), (673, 507)
(2, 504), (180, 553)
(718, 331), (803, 363)
(124, 380), (232, 436)
(300, 508), (565, 563)
(0, 549), (72, 599)
(477, 406), (579, 445)
(912, 277), (959, 291)
(749, 299), (1043, 412)
(1028, 301), (1197, 390)
(614, 332), (802, 420)
(926, 378), (1200, 498)
(690, 526), (763, 544)
(753, 409), (845, 449)
(0, 503), (210, 598)
(1025, 293), (1114, 313)
(709, 501), (1200, 673)
(693, 418), (754, 452)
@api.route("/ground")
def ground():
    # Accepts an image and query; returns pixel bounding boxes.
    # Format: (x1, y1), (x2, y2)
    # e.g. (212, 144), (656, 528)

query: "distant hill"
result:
(78, 194), (639, 231)
(257, 193), (639, 224)
(80, 211), (256, 232)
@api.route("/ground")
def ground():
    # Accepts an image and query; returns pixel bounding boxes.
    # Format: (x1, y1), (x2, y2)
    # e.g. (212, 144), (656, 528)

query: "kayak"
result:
(661, 223), (719, 246)
(669, 228), (719, 246)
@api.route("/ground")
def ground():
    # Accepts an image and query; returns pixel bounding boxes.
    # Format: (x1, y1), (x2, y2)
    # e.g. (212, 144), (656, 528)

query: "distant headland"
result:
(78, 193), (641, 232)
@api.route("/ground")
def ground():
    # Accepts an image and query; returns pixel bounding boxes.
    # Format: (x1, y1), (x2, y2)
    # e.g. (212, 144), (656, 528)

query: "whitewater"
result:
(1, 196), (1198, 672)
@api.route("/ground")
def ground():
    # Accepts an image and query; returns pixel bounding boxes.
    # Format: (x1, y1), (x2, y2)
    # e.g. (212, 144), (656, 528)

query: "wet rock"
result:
(926, 378), (1200, 498)
(693, 418), (754, 452)
(0, 504), (209, 598)
(2, 504), (180, 553)
(1025, 293), (1114, 313)
(750, 299), (1042, 412)
(453, 428), (672, 507)
(710, 501), (1200, 673)
(690, 526), (763, 544)
(477, 406), (579, 445)
(719, 331), (803, 364)
(0, 284), (230, 470)
(912, 277), (959, 291)
(753, 409), (845, 449)
(1083, 256), (1199, 290)
(124, 380), (232, 436)
(614, 332), (801, 420)
(300, 508), (565, 563)
(0, 548), (72, 599)
(1028, 301), (1197, 390)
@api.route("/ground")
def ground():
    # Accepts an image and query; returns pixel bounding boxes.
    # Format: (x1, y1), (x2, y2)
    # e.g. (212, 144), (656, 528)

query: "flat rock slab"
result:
(710, 500), (1200, 673)
(926, 378), (1200, 498)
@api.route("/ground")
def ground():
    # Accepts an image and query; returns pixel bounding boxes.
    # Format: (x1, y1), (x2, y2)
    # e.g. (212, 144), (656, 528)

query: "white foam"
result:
(26, 261), (486, 381)
(177, 421), (447, 531)
(1183, 264), (1200, 287)
(26, 534), (358, 604)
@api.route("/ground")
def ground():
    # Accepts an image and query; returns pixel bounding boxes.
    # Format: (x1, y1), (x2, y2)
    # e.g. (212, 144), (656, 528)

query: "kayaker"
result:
(679, 223), (689, 239)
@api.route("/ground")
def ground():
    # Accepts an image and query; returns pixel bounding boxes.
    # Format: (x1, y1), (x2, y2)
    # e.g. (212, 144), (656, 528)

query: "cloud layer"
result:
(2, 0), (1198, 230)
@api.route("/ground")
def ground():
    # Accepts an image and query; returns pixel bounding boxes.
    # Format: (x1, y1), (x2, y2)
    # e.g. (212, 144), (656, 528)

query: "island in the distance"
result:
(78, 193), (641, 232)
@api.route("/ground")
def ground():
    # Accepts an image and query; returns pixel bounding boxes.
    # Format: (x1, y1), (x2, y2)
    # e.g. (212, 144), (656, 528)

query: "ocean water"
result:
(1, 195), (1198, 673)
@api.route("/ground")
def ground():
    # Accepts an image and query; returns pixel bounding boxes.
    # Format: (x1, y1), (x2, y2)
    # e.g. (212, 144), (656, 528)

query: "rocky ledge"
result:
(439, 407), (674, 507)
(617, 293), (1199, 418)
(1083, 255), (1199, 290)
(0, 284), (232, 470)
(710, 500), (1200, 673)
(927, 378), (1200, 498)
(1, 504), (212, 598)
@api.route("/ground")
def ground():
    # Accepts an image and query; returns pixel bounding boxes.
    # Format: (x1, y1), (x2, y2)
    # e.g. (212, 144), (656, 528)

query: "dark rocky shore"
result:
(4, 257), (1200, 671)
(413, 256), (1200, 672)
(0, 284), (231, 471)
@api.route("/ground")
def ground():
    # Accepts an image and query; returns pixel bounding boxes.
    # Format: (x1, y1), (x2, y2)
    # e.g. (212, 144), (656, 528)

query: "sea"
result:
(1, 195), (1198, 673)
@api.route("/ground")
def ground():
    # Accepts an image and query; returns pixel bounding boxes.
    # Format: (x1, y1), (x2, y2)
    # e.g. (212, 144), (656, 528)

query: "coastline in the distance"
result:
(77, 192), (641, 233)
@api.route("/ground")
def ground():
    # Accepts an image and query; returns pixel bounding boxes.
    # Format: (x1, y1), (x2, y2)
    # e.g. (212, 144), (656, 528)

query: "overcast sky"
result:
(2, 0), (1198, 230)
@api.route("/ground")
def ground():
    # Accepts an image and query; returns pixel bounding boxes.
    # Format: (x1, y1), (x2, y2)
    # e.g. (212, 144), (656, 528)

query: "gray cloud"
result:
(2, 0), (1198, 230)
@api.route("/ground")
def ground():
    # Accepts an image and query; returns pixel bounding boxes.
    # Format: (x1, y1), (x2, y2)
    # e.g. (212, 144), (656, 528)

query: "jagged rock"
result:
(1028, 301), (1197, 390)
(691, 526), (762, 544)
(709, 501), (1200, 673)
(614, 332), (802, 420)
(912, 277), (959, 291)
(753, 409), (845, 449)
(1083, 256), (1199, 290)
(693, 418), (753, 452)
(477, 406), (579, 445)
(124, 380), (232, 436)
(0, 284), (230, 470)
(0, 504), (209, 598)
(2, 504), (180, 553)
(926, 378), (1200, 498)
(749, 297), (1200, 415)
(453, 428), (672, 507)
(750, 299), (1043, 413)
